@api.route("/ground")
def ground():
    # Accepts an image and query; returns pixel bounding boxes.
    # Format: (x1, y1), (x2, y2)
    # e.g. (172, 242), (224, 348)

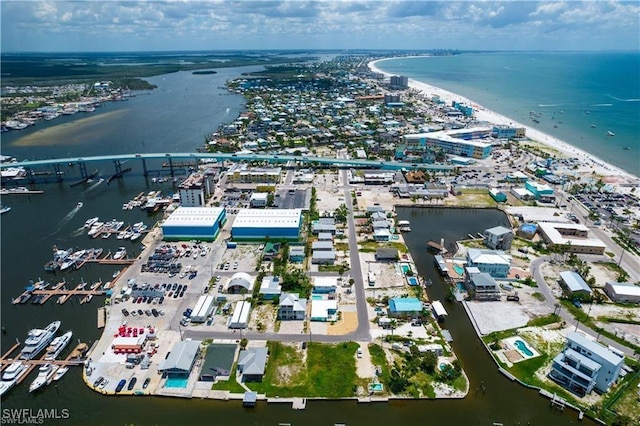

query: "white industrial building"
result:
(228, 301), (252, 329)
(249, 192), (269, 208)
(538, 222), (607, 255)
(603, 282), (640, 304)
(191, 295), (215, 323)
(231, 209), (302, 241)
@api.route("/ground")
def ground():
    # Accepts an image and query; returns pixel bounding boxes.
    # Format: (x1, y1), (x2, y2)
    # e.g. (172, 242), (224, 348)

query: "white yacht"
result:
(84, 217), (99, 228)
(20, 320), (61, 360)
(29, 364), (53, 392)
(0, 361), (28, 396)
(44, 330), (73, 360)
(52, 366), (69, 381)
(0, 205), (10, 214)
(113, 247), (127, 260)
(87, 222), (104, 236)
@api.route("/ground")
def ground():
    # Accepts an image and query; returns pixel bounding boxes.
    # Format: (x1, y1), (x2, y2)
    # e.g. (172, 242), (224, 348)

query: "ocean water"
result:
(375, 52), (640, 177)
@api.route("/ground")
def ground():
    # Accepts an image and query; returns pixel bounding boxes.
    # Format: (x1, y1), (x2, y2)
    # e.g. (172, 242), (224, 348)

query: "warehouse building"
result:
(228, 301), (252, 329)
(603, 282), (640, 304)
(161, 207), (226, 241)
(537, 222), (607, 255)
(158, 340), (201, 378)
(231, 209), (302, 241)
(191, 295), (215, 323)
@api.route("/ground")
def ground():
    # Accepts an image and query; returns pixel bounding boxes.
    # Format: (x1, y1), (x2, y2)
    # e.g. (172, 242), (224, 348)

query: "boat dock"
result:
(427, 240), (448, 254)
(39, 280), (67, 304)
(97, 307), (106, 329)
(25, 286), (108, 306)
(0, 188), (44, 195)
(0, 342), (87, 385)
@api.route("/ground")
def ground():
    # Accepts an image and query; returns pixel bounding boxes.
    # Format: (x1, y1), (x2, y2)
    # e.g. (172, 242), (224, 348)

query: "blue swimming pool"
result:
(514, 339), (534, 357)
(406, 277), (419, 286)
(311, 295), (323, 300)
(453, 264), (465, 275)
(165, 377), (188, 388)
(456, 282), (465, 291)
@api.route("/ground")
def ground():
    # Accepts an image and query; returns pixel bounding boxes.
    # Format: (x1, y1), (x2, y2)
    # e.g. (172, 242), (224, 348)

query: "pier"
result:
(27, 286), (108, 305)
(0, 188), (44, 195)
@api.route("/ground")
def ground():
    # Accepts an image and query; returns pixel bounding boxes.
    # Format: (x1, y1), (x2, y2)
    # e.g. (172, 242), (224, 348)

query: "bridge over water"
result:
(0, 152), (454, 184)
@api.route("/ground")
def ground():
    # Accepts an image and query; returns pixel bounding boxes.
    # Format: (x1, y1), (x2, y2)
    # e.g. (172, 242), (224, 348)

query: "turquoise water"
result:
(439, 363), (448, 371)
(453, 265), (465, 276)
(311, 295), (323, 300)
(376, 52), (640, 177)
(370, 383), (383, 392)
(456, 283), (465, 291)
(514, 340), (534, 357)
(406, 277), (418, 286)
(400, 264), (410, 274)
(164, 377), (188, 388)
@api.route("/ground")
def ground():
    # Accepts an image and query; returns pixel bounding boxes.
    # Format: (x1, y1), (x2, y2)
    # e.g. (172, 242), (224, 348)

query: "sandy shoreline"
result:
(369, 57), (639, 185)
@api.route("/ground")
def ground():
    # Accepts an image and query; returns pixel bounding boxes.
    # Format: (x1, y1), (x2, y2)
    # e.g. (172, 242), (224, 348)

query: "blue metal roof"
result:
(389, 297), (422, 313)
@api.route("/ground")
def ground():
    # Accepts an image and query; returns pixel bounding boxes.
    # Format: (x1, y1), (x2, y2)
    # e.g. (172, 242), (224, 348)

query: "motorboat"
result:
(130, 232), (141, 241)
(52, 366), (69, 381)
(20, 320), (61, 360)
(113, 247), (127, 260)
(87, 222), (104, 236)
(29, 364), (53, 392)
(607, 131), (615, 136)
(45, 330), (72, 360)
(77, 202), (83, 208)
(84, 217), (99, 228)
(0, 205), (10, 214)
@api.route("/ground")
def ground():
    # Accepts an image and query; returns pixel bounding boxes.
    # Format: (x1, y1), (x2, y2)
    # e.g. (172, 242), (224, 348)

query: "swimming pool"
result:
(164, 377), (188, 388)
(400, 263), (411, 274)
(514, 339), (534, 357)
(311, 295), (323, 301)
(439, 363), (449, 371)
(406, 276), (419, 286)
(456, 282), (465, 291)
(453, 264), (465, 276)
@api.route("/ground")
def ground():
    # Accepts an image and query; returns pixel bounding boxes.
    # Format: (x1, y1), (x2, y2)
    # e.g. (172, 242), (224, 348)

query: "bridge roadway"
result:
(0, 152), (455, 172)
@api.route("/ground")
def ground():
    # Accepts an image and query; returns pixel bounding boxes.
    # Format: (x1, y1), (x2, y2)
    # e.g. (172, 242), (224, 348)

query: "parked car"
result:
(115, 379), (126, 393)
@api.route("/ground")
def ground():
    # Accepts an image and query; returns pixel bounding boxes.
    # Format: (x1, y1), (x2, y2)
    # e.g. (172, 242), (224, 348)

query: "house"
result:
(317, 232), (333, 242)
(262, 242), (281, 261)
(278, 292), (307, 320)
(158, 340), (201, 378)
(289, 246), (305, 263)
(388, 297), (423, 318)
(370, 211), (386, 221)
(466, 248), (511, 278)
(549, 332), (624, 396)
(313, 276), (338, 293)
(259, 275), (282, 300)
(373, 229), (392, 242)
(199, 343), (236, 381)
(489, 188), (507, 203)
(375, 248), (399, 262)
(237, 347), (268, 382)
(249, 192), (269, 207)
(603, 282), (640, 304)
(311, 250), (336, 265)
(466, 269), (501, 301)
(310, 299), (338, 321)
(483, 226), (514, 250)
(312, 220), (336, 235)
(372, 220), (391, 230)
(559, 271), (592, 296)
(311, 241), (334, 251)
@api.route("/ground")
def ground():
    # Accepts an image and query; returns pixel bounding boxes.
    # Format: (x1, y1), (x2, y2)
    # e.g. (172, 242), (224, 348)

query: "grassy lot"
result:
(210, 363), (248, 394)
(358, 241), (409, 253)
(248, 341), (359, 398)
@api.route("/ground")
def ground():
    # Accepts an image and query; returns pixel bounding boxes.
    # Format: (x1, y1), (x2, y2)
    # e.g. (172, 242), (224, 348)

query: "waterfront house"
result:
(375, 248), (399, 262)
(237, 347), (268, 382)
(483, 226), (514, 250)
(373, 229), (392, 242)
(278, 292), (307, 320)
(549, 332), (624, 396)
(388, 297), (423, 318)
(466, 248), (511, 278)
(466, 268), (501, 301)
(158, 340), (200, 378)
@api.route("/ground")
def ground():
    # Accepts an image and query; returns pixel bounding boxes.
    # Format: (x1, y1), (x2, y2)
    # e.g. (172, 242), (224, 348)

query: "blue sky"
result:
(2, 1), (639, 52)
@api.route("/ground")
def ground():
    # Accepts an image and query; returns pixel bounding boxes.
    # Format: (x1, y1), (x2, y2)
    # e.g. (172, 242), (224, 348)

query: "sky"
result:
(1, 1), (639, 52)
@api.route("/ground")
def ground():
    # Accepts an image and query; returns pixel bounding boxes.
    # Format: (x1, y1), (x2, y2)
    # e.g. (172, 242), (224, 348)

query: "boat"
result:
(87, 222), (104, 236)
(84, 217), (99, 228)
(0, 361), (28, 396)
(20, 320), (61, 360)
(44, 330), (73, 360)
(607, 131), (615, 136)
(130, 232), (141, 241)
(59, 249), (86, 271)
(112, 270), (121, 278)
(0, 205), (10, 214)
(77, 202), (83, 208)
(590, 124), (596, 128)
(113, 247), (127, 260)
(52, 366), (69, 381)
(623, 146), (631, 150)
(29, 364), (54, 392)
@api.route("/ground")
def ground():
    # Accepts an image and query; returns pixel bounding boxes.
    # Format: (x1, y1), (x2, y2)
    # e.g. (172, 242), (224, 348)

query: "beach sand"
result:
(369, 58), (639, 186)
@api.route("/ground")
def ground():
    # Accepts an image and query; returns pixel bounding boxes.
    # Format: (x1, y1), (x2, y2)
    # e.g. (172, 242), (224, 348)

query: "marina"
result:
(11, 277), (116, 306)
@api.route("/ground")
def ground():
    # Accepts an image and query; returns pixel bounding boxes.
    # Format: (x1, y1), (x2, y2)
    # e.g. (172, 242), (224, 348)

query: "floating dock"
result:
(97, 307), (106, 329)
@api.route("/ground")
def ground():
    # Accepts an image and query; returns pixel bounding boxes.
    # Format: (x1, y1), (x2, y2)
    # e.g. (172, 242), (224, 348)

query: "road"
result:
(530, 256), (635, 357)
